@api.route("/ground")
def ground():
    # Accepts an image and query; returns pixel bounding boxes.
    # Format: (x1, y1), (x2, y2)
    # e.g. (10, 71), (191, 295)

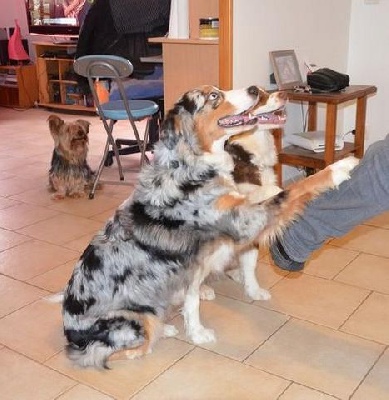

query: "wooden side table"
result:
(0, 64), (38, 108)
(274, 85), (377, 185)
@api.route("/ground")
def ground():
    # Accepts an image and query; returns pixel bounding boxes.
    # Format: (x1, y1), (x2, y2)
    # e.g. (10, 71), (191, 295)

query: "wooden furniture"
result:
(33, 42), (93, 112)
(0, 64), (38, 108)
(149, 0), (233, 112)
(274, 85), (377, 185)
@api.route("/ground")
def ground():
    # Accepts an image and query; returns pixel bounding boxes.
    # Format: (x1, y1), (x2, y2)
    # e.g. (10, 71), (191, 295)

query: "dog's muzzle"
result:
(218, 106), (286, 128)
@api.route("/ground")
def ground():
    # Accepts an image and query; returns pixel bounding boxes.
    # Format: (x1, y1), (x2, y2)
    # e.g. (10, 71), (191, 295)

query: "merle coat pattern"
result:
(62, 85), (358, 368)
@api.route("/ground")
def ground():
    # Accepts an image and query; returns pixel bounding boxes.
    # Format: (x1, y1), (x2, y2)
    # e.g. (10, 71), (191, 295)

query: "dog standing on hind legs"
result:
(48, 115), (95, 200)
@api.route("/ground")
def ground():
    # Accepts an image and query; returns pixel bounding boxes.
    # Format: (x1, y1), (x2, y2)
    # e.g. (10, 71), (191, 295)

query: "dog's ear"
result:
(160, 114), (180, 150)
(47, 115), (64, 140)
(160, 93), (199, 150)
(76, 119), (91, 134)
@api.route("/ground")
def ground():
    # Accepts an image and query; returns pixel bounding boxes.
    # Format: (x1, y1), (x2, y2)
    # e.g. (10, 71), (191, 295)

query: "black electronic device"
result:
(24, 0), (91, 37)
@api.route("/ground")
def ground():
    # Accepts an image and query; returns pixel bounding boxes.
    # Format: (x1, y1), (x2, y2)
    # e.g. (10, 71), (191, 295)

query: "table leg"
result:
(354, 95), (367, 158)
(324, 103), (337, 165)
(307, 102), (317, 131)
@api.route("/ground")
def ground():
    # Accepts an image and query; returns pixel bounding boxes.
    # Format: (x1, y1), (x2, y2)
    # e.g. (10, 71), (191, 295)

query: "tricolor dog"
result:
(61, 85), (358, 368)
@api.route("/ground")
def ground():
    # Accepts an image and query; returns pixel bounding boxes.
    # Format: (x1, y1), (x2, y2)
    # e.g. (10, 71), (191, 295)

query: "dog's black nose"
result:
(248, 86), (259, 97)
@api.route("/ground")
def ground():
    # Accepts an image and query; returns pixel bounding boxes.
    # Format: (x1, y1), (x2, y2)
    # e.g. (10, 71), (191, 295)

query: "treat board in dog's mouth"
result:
(218, 107), (286, 128)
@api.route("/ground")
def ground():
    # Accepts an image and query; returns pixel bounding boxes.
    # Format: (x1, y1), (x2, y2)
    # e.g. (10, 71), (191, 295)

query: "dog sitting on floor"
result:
(48, 115), (95, 200)
(58, 84), (359, 369)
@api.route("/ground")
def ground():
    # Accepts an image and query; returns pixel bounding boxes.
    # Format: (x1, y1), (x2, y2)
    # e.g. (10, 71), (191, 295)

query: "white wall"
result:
(233, 0), (388, 180)
(346, 0), (389, 147)
(0, 0), (53, 59)
(0, 0), (29, 37)
(233, 0), (352, 89)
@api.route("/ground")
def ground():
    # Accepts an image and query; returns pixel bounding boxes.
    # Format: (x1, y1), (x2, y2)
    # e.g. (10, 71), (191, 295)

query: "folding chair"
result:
(73, 55), (159, 199)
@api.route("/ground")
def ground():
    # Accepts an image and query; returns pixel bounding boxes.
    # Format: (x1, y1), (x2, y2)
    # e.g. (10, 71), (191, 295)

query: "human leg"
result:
(271, 134), (389, 270)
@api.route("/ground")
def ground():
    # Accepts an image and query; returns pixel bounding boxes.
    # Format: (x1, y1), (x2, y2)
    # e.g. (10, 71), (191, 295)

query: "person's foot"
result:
(269, 238), (305, 271)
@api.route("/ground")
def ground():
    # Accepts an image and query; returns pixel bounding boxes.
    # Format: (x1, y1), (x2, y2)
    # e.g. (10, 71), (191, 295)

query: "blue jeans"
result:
(280, 134), (389, 262)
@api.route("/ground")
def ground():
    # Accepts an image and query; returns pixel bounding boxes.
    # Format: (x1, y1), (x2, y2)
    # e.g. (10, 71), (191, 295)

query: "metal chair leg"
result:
(106, 120), (125, 181)
(89, 140), (110, 199)
(140, 119), (151, 166)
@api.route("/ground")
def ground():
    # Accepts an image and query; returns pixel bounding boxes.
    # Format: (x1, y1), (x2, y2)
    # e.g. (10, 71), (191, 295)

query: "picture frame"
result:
(269, 50), (303, 90)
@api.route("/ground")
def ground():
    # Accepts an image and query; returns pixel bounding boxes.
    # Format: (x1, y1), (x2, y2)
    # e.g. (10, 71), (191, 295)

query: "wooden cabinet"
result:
(150, 0), (232, 112)
(0, 64), (38, 108)
(33, 42), (93, 112)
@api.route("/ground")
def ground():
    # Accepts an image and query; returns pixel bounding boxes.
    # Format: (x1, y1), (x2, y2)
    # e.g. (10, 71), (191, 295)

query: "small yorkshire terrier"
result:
(48, 115), (95, 200)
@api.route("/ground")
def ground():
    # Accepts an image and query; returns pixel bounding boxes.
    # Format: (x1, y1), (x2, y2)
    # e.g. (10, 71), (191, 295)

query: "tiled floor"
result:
(0, 106), (388, 400)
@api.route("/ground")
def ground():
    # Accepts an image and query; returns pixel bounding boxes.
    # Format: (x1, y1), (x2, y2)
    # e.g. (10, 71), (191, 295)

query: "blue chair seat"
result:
(101, 100), (159, 120)
(110, 79), (164, 101)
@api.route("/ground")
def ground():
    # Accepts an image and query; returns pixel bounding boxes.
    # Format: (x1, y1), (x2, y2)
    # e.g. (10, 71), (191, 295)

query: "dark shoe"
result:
(270, 238), (305, 271)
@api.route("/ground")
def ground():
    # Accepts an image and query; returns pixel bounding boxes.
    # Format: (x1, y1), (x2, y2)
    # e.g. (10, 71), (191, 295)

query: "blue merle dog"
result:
(61, 85), (358, 368)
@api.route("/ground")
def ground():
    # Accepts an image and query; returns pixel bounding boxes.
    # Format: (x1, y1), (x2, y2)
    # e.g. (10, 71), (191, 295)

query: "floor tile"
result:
(17, 214), (102, 245)
(279, 383), (338, 399)
(172, 294), (288, 361)
(303, 244), (359, 279)
(352, 348), (389, 400)
(335, 253), (389, 294)
(0, 202), (59, 230)
(0, 275), (48, 318)
(46, 194), (122, 218)
(0, 176), (42, 196)
(132, 347), (289, 400)
(63, 233), (96, 252)
(341, 292), (389, 344)
(364, 210), (389, 229)
(0, 239), (79, 280)
(0, 347), (75, 400)
(210, 261), (288, 303)
(28, 259), (77, 292)
(0, 107), (388, 399)
(0, 299), (64, 363)
(0, 227), (31, 252)
(331, 225), (389, 257)
(57, 384), (115, 400)
(258, 273), (369, 329)
(0, 171), (15, 180)
(0, 196), (21, 209)
(89, 207), (118, 223)
(10, 187), (60, 207)
(46, 338), (193, 400)
(246, 319), (384, 400)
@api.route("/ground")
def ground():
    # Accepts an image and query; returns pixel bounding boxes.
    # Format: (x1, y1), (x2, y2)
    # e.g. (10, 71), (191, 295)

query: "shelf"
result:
(149, 37), (218, 45)
(279, 142), (357, 170)
(0, 64), (38, 108)
(38, 57), (74, 62)
(34, 42), (94, 113)
(49, 79), (78, 84)
(39, 102), (95, 113)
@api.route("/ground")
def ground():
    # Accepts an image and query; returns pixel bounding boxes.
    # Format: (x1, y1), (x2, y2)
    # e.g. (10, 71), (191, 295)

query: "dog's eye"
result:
(208, 92), (220, 101)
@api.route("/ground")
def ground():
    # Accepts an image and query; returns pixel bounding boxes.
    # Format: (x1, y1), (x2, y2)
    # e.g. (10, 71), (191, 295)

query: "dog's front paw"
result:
(330, 156), (359, 187)
(51, 193), (65, 200)
(163, 324), (179, 337)
(200, 284), (215, 301)
(246, 286), (271, 301)
(69, 191), (86, 199)
(190, 327), (216, 344)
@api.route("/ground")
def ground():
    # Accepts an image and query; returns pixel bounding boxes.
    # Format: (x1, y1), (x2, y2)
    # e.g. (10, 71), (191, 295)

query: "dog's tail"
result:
(258, 156), (359, 243)
(64, 311), (162, 369)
